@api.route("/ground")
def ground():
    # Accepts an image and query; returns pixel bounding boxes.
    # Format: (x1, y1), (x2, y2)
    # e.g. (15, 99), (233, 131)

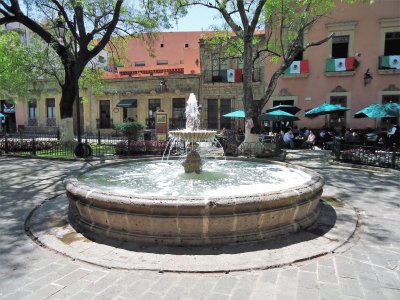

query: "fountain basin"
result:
(169, 130), (217, 142)
(65, 158), (324, 246)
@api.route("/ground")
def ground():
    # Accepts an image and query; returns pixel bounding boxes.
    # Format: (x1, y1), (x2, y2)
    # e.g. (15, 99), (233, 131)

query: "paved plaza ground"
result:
(0, 150), (399, 299)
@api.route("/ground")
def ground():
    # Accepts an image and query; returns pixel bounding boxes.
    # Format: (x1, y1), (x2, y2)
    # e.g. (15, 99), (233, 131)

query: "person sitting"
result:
(292, 125), (300, 137)
(386, 124), (399, 147)
(283, 127), (294, 149)
(302, 130), (316, 149)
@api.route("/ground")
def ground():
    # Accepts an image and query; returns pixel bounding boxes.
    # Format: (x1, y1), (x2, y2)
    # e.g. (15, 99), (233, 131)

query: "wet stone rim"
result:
(64, 158), (325, 246)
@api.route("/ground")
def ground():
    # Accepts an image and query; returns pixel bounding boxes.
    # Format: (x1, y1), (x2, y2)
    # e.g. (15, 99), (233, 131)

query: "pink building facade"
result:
(264, 1), (400, 131)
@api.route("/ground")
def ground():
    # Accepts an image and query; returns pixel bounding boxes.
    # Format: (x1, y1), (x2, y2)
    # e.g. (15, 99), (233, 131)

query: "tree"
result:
(0, 0), (184, 141)
(0, 30), (39, 99)
(177, 0), (361, 141)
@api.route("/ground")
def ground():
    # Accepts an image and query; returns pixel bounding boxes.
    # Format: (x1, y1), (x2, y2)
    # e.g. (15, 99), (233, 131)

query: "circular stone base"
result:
(26, 194), (359, 273)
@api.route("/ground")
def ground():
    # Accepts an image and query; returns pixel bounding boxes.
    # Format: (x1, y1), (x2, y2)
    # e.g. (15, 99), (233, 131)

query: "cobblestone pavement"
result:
(1, 151), (399, 300)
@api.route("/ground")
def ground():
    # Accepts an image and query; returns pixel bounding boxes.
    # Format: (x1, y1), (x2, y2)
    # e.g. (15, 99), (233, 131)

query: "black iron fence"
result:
(0, 130), (284, 159)
(0, 131), (167, 158)
(332, 139), (399, 170)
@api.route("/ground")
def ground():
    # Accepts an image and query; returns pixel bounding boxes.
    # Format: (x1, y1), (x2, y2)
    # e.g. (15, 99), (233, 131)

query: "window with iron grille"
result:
(28, 100), (37, 119)
(46, 98), (56, 119)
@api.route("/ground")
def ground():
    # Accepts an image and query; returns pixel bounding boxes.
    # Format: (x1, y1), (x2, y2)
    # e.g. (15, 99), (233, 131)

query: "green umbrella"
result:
(265, 104), (301, 115)
(305, 103), (350, 118)
(354, 102), (400, 118)
(223, 110), (245, 118)
(259, 109), (299, 122)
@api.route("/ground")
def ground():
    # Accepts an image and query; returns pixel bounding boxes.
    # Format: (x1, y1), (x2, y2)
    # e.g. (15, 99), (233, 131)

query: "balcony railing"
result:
(46, 118), (57, 127)
(27, 118), (38, 126)
(203, 68), (261, 83)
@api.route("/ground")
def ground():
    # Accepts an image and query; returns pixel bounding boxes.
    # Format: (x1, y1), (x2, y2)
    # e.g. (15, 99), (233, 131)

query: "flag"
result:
(380, 55), (400, 69)
(234, 69), (243, 82)
(227, 69), (235, 82)
(220, 69), (243, 82)
(326, 58), (355, 72)
(284, 60), (309, 74)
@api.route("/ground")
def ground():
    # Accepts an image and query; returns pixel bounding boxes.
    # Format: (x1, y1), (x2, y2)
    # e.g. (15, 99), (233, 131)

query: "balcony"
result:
(378, 55), (400, 74)
(325, 57), (358, 76)
(203, 68), (261, 83)
(282, 60), (310, 78)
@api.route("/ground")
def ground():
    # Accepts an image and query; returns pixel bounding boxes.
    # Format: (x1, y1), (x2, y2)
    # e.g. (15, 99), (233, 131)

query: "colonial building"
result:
(4, 1), (400, 135)
(265, 0), (400, 130)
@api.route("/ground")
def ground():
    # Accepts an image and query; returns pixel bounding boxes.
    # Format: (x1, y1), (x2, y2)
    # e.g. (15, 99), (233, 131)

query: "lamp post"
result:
(54, 15), (81, 143)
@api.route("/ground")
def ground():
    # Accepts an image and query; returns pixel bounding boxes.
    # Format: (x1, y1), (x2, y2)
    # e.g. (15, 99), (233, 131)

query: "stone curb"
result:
(26, 194), (359, 273)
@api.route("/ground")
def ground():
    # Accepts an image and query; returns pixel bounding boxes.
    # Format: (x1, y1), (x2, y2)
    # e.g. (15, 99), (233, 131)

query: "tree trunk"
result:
(59, 64), (79, 142)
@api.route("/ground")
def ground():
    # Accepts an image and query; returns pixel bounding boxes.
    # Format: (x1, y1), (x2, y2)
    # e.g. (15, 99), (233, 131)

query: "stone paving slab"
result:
(27, 194), (358, 273)
(1, 153), (400, 300)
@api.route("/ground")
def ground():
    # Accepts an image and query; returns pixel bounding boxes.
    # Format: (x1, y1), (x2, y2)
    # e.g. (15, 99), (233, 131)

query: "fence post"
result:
(98, 130), (101, 145)
(32, 138), (36, 156)
(57, 129), (60, 141)
(391, 143), (396, 169)
(4, 134), (9, 153)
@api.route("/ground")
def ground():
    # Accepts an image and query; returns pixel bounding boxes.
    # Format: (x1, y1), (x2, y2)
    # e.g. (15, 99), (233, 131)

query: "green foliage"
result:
(115, 121), (145, 140)
(0, 30), (38, 99)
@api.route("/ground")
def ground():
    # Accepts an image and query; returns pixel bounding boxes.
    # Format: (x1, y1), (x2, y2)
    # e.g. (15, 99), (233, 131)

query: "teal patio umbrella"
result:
(0, 113), (5, 118)
(265, 104), (301, 115)
(259, 110), (299, 122)
(305, 103), (350, 118)
(223, 110), (245, 118)
(354, 102), (400, 118)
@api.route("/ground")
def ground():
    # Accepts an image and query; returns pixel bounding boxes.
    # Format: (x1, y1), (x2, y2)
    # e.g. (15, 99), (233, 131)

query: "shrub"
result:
(115, 121), (145, 140)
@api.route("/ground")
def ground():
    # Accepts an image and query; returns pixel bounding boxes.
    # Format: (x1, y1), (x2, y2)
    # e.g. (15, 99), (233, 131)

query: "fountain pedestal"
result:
(182, 150), (202, 173)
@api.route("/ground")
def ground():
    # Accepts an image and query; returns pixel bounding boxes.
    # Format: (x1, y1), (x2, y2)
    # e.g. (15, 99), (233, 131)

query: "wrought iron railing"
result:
(202, 68), (262, 83)
(332, 139), (399, 169)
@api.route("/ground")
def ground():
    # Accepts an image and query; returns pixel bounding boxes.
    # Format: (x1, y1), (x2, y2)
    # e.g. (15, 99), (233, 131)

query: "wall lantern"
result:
(363, 69), (373, 86)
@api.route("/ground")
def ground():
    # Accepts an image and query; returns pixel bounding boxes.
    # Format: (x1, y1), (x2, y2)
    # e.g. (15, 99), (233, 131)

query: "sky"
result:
(168, 5), (225, 32)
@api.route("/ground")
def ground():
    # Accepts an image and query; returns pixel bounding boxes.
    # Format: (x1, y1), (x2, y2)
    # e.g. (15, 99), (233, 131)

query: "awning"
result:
(116, 99), (137, 108)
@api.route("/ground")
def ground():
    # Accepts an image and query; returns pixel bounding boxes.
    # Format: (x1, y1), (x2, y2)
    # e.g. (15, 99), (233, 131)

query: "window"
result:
(332, 35), (349, 58)
(293, 52), (303, 61)
(160, 43), (164, 48)
(149, 99), (161, 117)
(384, 32), (400, 56)
(220, 99), (232, 129)
(382, 94), (399, 125)
(98, 56), (105, 63)
(330, 96), (347, 127)
(326, 21), (356, 59)
(135, 61), (145, 67)
(185, 43), (189, 48)
(28, 100), (37, 119)
(157, 60), (168, 65)
(172, 98), (185, 119)
(99, 100), (111, 128)
(46, 98), (56, 119)
(207, 99), (218, 129)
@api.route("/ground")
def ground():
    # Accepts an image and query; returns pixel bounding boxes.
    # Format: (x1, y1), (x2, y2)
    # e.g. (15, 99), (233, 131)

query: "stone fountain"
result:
(64, 93), (324, 246)
(168, 93), (216, 173)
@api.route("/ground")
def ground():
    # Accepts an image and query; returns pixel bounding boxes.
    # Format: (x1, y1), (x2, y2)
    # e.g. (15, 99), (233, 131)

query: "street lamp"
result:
(54, 14), (81, 144)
